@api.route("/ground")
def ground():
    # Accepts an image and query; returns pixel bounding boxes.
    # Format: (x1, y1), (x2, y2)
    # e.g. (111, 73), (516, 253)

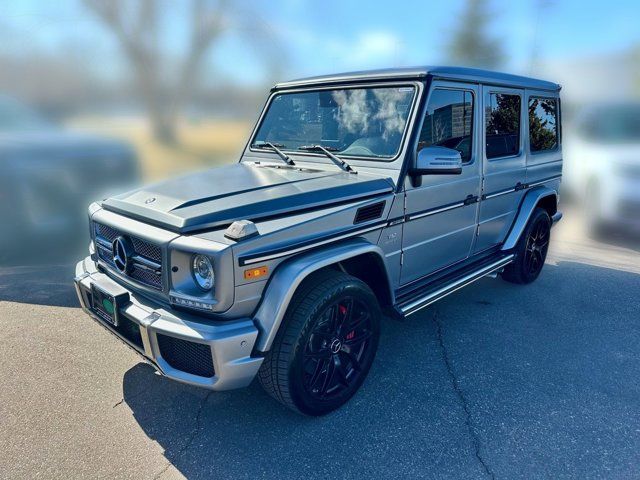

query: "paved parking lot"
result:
(1, 212), (639, 479)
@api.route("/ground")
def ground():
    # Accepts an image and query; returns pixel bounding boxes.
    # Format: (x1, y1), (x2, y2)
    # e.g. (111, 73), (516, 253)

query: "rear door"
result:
(474, 86), (527, 253)
(400, 82), (481, 285)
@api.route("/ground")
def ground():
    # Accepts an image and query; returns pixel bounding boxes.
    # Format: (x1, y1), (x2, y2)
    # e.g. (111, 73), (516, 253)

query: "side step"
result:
(396, 254), (514, 317)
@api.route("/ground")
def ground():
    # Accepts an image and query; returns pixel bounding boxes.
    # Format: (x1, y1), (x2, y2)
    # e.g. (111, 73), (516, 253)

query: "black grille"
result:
(354, 201), (385, 224)
(157, 334), (215, 378)
(94, 222), (163, 290)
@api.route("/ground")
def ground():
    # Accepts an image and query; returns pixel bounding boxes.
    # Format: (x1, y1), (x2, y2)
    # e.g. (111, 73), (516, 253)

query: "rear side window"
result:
(528, 97), (559, 152)
(485, 93), (521, 159)
(418, 89), (474, 163)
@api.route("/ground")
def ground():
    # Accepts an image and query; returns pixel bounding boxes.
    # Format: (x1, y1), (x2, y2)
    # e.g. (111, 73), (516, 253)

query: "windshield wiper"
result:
(298, 145), (356, 174)
(252, 141), (295, 166)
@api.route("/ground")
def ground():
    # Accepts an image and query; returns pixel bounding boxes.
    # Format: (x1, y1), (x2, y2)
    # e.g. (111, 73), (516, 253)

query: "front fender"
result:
(253, 238), (391, 353)
(501, 186), (558, 251)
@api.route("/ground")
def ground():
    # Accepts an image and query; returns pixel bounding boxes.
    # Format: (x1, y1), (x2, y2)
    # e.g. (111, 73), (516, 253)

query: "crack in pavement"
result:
(432, 309), (496, 480)
(153, 391), (213, 480)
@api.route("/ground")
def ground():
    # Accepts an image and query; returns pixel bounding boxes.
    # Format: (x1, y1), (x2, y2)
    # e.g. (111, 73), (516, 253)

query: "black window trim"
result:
(417, 86), (477, 166)
(527, 94), (560, 155)
(484, 89), (524, 161)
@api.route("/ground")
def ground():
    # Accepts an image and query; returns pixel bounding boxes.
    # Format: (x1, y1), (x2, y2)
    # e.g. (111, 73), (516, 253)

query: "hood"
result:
(102, 163), (394, 233)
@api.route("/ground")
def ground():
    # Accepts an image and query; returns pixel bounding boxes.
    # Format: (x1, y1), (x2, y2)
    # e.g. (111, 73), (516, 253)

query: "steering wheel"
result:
(340, 145), (376, 156)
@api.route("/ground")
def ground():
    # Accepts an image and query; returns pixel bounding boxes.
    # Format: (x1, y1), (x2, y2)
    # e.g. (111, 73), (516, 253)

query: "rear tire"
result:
(502, 207), (551, 284)
(258, 269), (381, 416)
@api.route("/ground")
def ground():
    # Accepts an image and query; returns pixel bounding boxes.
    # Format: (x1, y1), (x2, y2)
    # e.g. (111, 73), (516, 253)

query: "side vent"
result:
(354, 201), (385, 224)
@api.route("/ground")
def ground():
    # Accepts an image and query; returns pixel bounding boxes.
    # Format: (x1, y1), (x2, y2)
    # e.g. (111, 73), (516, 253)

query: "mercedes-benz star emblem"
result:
(112, 236), (133, 274)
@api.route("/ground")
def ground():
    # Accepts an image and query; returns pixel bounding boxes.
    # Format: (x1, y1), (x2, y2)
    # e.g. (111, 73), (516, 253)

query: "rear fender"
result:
(501, 186), (558, 251)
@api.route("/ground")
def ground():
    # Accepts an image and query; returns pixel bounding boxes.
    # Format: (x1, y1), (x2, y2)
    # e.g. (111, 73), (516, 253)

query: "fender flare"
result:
(252, 238), (392, 353)
(501, 186), (558, 251)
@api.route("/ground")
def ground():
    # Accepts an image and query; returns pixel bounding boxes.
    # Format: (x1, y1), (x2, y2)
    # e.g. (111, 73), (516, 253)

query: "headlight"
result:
(191, 254), (214, 291)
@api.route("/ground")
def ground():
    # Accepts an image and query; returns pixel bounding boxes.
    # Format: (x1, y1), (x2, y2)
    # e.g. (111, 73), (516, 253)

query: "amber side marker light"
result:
(244, 266), (268, 280)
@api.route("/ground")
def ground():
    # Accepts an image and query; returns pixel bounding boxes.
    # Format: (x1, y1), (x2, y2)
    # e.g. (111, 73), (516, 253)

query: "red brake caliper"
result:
(339, 304), (355, 340)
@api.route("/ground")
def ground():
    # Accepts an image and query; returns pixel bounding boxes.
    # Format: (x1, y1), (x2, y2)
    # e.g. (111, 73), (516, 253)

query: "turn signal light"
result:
(244, 266), (268, 280)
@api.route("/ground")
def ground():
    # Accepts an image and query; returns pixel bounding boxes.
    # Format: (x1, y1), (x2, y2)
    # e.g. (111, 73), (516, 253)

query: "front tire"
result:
(258, 270), (381, 416)
(502, 207), (551, 284)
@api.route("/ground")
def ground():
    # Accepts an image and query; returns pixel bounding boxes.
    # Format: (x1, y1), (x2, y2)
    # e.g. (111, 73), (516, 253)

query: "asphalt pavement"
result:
(1, 211), (639, 479)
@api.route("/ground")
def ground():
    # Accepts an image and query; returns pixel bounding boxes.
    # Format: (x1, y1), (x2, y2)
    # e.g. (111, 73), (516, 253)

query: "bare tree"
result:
(446, 0), (503, 69)
(84, 0), (269, 143)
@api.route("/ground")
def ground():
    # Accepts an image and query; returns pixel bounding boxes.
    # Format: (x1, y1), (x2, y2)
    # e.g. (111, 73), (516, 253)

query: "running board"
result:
(397, 254), (515, 317)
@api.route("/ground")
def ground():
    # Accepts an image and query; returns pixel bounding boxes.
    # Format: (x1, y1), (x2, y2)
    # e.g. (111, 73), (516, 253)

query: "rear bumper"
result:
(74, 256), (263, 391)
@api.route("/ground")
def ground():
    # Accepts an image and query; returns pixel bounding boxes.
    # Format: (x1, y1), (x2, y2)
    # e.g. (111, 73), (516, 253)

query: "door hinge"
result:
(400, 251), (404, 265)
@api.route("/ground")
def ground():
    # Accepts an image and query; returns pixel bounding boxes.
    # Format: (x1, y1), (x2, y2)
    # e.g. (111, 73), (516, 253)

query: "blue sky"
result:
(1, 0), (639, 86)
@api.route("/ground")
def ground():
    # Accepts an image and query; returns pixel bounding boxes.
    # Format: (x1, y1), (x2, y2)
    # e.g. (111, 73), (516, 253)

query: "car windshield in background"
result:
(252, 85), (416, 160)
(582, 104), (640, 143)
(0, 96), (52, 132)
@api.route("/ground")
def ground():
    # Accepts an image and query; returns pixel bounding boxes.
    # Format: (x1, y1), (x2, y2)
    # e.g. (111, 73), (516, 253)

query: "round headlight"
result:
(192, 254), (214, 291)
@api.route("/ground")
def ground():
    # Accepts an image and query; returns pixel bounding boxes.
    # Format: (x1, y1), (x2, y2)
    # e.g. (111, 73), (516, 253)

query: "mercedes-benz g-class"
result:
(74, 66), (563, 415)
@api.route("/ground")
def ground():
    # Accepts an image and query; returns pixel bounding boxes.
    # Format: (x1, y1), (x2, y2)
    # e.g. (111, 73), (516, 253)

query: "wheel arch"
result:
(502, 186), (558, 251)
(252, 238), (393, 353)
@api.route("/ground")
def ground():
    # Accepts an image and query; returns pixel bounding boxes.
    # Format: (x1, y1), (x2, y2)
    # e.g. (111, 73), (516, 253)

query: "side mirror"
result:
(411, 146), (463, 176)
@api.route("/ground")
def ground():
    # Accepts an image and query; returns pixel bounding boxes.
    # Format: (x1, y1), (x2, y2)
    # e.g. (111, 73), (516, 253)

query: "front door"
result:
(400, 82), (482, 285)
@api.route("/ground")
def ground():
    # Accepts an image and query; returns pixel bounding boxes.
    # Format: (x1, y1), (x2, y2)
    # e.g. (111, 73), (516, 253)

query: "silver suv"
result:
(74, 66), (563, 415)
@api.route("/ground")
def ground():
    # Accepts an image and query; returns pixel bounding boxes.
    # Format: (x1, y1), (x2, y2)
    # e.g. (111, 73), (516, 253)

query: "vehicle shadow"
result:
(121, 261), (640, 480)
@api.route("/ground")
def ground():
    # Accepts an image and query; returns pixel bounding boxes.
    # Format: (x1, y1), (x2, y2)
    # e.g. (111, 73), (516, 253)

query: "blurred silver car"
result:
(564, 103), (640, 235)
(0, 96), (139, 263)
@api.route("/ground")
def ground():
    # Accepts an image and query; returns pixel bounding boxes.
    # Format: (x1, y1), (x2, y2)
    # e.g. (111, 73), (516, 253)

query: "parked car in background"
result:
(0, 96), (139, 264)
(563, 102), (640, 236)
(74, 67), (562, 415)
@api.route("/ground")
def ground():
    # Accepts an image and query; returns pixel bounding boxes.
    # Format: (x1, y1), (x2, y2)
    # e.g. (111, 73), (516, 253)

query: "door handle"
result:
(464, 194), (479, 205)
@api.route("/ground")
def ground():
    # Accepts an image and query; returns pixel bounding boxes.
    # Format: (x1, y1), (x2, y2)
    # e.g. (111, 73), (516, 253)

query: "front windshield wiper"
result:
(252, 141), (295, 166)
(298, 145), (357, 174)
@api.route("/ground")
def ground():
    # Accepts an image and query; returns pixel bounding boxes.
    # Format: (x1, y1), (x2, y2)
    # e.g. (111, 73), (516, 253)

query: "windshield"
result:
(252, 85), (416, 160)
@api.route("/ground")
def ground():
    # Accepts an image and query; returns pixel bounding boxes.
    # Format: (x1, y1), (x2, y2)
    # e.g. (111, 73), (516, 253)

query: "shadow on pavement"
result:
(121, 261), (640, 479)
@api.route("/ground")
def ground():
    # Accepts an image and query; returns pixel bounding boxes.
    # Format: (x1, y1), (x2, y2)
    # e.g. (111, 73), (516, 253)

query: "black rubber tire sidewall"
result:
(258, 270), (381, 416)
(502, 207), (551, 284)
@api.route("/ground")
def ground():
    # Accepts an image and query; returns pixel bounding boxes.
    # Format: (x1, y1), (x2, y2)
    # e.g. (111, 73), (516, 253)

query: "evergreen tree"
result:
(447, 0), (503, 69)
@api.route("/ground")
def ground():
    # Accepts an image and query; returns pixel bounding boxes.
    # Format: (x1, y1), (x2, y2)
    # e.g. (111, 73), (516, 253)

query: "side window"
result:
(528, 97), (558, 152)
(485, 93), (521, 159)
(418, 89), (474, 163)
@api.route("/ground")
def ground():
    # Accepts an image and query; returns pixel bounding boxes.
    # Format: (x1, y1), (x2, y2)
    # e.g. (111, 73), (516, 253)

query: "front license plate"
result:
(91, 284), (118, 326)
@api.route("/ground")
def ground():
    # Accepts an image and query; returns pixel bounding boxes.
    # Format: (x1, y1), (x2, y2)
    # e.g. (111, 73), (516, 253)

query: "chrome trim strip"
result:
(408, 202), (465, 221)
(528, 175), (562, 187)
(241, 224), (383, 266)
(485, 188), (516, 200)
(400, 254), (515, 316)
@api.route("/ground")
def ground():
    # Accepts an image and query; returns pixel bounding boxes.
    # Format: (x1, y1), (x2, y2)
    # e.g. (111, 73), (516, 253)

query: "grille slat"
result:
(157, 334), (215, 378)
(354, 201), (385, 224)
(94, 222), (163, 290)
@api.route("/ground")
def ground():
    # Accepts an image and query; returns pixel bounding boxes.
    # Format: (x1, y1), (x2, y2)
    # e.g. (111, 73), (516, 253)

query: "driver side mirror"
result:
(410, 146), (463, 176)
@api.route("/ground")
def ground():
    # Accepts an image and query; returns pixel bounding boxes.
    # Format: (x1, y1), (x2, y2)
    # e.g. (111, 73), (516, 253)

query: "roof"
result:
(274, 66), (561, 92)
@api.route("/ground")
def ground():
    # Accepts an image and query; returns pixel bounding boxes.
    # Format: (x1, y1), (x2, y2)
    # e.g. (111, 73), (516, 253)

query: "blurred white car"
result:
(564, 103), (640, 235)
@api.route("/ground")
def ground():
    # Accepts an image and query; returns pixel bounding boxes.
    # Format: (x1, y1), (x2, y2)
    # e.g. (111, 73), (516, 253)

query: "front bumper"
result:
(74, 256), (263, 390)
